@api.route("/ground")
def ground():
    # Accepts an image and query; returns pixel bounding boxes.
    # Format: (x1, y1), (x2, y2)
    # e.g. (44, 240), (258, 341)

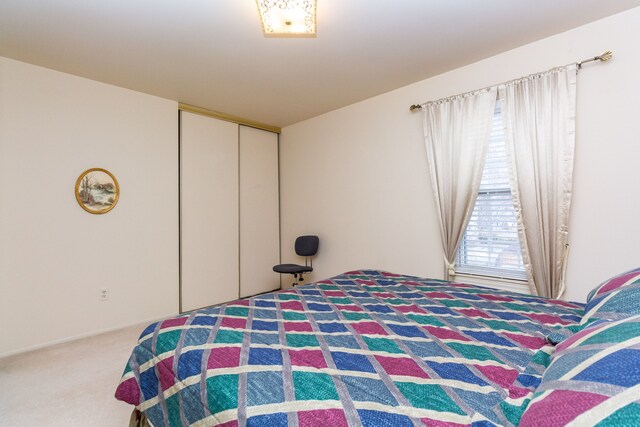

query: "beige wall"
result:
(2, 7), (639, 357)
(280, 7), (640, 302)
(0, 57), (179, 356)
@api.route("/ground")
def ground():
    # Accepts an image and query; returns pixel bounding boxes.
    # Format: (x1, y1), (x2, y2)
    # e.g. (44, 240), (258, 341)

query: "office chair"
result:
(273, 235), (319, 286)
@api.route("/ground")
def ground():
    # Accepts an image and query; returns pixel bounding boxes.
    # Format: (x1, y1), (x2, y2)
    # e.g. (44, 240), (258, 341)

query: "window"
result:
(455, 102), (526, 281)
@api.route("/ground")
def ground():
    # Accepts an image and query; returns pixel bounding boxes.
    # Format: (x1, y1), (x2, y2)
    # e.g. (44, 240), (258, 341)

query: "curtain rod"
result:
(409, 50), (613, 111)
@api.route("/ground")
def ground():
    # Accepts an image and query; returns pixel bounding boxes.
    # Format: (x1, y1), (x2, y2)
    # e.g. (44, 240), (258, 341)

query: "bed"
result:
(115, 269), (640, 426)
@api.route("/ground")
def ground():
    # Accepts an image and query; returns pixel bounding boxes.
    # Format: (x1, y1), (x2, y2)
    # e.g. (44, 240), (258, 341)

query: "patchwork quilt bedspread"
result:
(115, 270), (584, 426)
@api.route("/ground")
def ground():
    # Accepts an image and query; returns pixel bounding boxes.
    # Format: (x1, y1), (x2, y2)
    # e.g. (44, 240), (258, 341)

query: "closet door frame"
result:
(178, 107), (281, 313)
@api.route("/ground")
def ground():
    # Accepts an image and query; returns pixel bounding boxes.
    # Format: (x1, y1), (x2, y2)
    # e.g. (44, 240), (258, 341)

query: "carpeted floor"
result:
(0, 324), (146, 426)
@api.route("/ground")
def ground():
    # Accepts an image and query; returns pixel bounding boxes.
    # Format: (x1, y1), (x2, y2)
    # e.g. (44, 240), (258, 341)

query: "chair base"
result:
(273, 264), (313, 287)
(291, 273), (306, 287)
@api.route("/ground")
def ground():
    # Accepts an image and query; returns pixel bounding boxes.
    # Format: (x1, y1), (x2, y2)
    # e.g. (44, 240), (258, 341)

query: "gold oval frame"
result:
(75, 168), (120, 214)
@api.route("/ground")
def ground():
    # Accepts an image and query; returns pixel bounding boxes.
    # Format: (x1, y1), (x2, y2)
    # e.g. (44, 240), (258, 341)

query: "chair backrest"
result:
(295, 235), (319, 257)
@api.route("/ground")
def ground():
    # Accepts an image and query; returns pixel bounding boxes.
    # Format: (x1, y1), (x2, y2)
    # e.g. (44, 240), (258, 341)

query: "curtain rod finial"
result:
(410, 104), (422, 111)
(599, 50), (613, 62)
(577, 50), (613, 69)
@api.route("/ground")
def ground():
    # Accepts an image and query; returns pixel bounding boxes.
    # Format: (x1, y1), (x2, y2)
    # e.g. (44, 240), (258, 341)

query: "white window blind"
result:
(455, 102), (527, 280)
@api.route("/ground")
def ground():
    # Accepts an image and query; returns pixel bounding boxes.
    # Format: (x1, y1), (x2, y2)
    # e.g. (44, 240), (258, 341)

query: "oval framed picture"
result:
(75, 168), (120, 214)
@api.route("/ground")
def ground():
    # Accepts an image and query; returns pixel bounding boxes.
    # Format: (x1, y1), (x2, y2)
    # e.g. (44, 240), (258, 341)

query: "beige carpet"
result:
(0, 324), (146, 426)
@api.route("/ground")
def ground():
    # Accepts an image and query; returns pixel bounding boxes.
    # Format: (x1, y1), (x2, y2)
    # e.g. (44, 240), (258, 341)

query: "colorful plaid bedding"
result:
(519, 314), (640, 426)
(115, 270), (584, 426)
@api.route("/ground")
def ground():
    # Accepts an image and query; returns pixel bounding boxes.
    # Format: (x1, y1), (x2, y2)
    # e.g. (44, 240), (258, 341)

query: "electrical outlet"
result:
(100, 287), (109, 302)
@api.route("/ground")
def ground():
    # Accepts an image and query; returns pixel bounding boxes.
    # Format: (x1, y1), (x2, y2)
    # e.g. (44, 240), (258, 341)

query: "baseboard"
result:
(0, 312), (178, 359)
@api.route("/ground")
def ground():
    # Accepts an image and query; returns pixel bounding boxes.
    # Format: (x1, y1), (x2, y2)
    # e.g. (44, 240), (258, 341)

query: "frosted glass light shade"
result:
(256, 0), (317, 37)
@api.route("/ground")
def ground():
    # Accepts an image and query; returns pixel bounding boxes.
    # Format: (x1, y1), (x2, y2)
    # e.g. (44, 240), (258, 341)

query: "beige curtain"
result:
(499, 65), (577, 298)
(422, 89), (497, 279)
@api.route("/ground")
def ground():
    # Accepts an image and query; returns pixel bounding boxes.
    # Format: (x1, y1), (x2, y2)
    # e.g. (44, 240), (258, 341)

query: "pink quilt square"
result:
(382, 272), (402, 277)
(597, 271), (640, 295)
(402, 281), (422, 287)
(526, 313), (570, 326)
(288, 349), (328, 368)
(477, 293), (513, 302)
(423, 326), (470, 342)
(114, 376), (141, 406)
(324, 290), (346, 297)
(335, 304), (363, 312)
(503, 332), (547, 350)
(281, 301), (305, 311)
(372, 292), (395, 298)
(396, 304), (426, 314)
(375, 355), (429, 378)
(157, 356), (175, 391)
(221, 317), (247, 329)
(425, 292), (454, 299)
(474, 364), (519, 390)
(351, 321), (388, 336)
(450, 283), (474, 288)
(456, 308), (492, 319)
(284, 322), (313, 332)
(160, 317), (188, 329)
(548, 299), (580, 308)
(508, 385), (532, 399)
(298, 409), (348, 427)
(207, 347), (241, 369)
(521, 390), (608, 427)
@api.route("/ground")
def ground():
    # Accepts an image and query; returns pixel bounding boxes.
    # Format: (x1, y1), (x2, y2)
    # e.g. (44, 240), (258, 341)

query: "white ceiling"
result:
(2, 1), (640, 128)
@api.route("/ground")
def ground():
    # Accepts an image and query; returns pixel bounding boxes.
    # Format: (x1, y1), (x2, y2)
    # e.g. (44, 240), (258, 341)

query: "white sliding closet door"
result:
(239, 126), (280, 297)
(181, 111), (239, 311)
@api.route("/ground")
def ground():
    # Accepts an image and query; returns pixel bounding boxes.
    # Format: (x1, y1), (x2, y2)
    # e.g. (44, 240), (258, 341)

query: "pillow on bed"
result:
(519, 315), (640, 427)
(586, 267), (640, 302)
(581, 267), (640, 326)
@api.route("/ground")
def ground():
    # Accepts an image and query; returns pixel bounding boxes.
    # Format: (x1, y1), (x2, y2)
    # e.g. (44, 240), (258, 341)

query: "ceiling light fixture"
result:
(256, 0), (317, 37)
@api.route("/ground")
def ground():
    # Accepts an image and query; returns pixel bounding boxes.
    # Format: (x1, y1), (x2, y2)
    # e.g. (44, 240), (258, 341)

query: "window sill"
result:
(452, 272), (530, 294)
